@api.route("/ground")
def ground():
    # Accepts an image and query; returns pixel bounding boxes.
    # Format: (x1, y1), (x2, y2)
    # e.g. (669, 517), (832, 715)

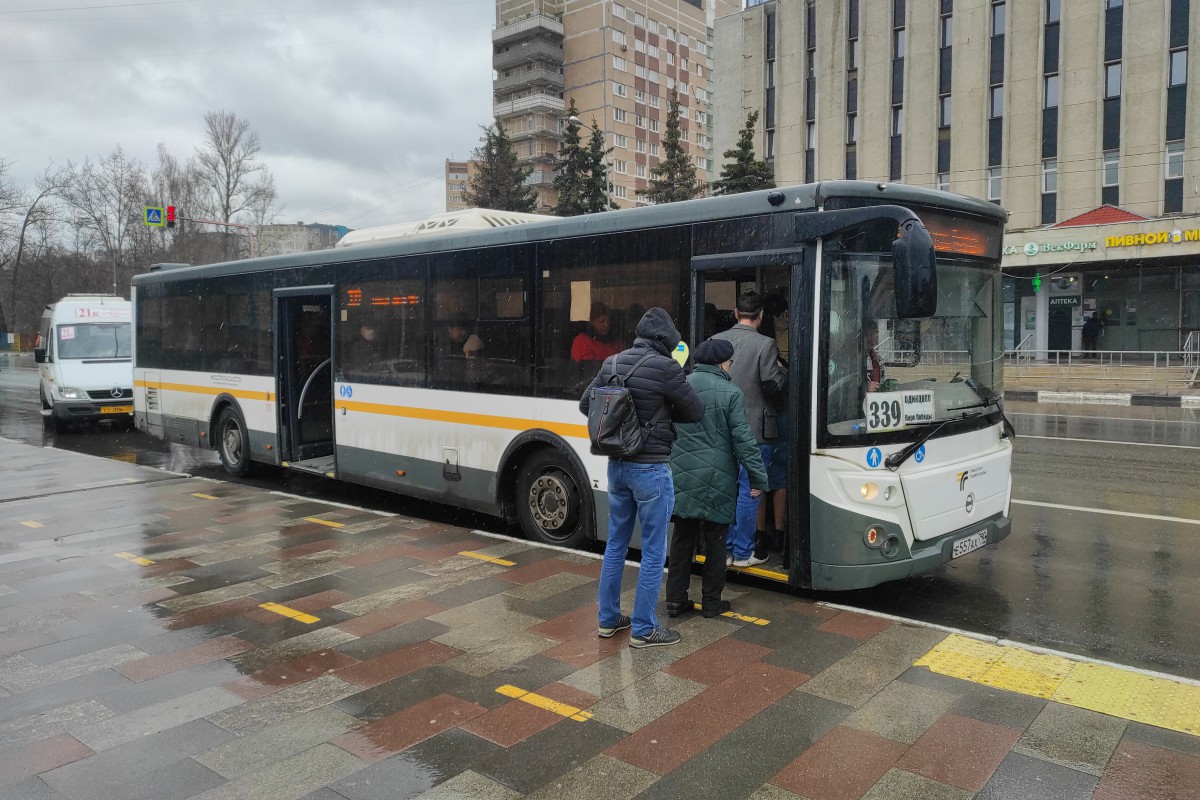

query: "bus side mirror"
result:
(34, 347), (47, 363)
(892, 218), (937, 318)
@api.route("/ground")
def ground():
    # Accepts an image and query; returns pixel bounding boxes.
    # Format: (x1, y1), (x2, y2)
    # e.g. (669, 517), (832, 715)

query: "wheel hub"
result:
(529, 474), (569, 531)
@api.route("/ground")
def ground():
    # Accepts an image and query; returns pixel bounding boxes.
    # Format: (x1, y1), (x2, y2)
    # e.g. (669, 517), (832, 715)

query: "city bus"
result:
(131, 181), (1012, 591)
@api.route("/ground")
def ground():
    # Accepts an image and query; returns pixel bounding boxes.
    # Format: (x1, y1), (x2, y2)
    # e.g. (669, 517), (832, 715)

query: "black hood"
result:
(634, 307), (681, 351)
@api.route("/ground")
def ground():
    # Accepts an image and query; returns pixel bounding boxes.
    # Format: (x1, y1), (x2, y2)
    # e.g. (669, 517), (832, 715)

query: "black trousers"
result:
(666, 517), (726, 612)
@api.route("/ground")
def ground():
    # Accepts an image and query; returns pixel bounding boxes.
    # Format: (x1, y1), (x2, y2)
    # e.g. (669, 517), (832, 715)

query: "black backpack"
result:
(587, 352), (667, 458)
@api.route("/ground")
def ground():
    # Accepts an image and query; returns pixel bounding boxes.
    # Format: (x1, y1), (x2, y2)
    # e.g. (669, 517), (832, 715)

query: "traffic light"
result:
(166, 205), (176, 228)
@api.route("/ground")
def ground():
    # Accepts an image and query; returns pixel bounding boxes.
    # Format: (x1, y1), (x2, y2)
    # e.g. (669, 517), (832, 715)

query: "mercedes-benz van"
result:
(34, 295), (134, 430)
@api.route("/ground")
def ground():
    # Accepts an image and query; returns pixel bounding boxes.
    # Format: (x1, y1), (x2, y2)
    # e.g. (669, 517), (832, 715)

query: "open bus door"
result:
(274, 286), (337, 477)
(690, 248), (814, 588)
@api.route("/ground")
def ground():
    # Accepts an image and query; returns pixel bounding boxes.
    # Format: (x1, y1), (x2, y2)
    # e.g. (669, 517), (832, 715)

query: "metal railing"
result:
(1185, 331), (1200, 388)
(1002, 348), (1200, 395)
(1011, 334), (1034, 365)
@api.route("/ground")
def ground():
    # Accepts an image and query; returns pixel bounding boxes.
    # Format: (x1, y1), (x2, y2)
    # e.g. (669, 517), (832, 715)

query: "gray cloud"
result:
(0, 0), (495, 229)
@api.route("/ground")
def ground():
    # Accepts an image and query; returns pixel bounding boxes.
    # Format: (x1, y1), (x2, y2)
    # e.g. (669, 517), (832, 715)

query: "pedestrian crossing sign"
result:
(144, 206), (164, 227)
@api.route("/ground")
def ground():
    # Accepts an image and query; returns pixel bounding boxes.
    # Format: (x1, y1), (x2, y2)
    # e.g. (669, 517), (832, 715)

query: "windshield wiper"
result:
(885, 419), (955, 471)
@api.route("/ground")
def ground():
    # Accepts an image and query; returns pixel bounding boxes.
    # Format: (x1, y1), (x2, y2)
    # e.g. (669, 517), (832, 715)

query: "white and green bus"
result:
(132, 181), (1012, 590)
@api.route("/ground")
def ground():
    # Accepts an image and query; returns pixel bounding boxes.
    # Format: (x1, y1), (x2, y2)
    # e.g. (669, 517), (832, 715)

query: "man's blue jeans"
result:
(726, 443), (774, 560)
(598, 460), (675, 638)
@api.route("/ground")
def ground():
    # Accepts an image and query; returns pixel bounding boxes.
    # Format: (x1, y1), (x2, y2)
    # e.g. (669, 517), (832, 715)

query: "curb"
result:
(1004, 390), (1200, 408)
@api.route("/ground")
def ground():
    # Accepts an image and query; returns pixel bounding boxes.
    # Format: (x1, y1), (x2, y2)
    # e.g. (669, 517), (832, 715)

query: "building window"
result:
(613, 82), (628, 98)
(1047, 0), (1060, 23)
(1044, 75), (1060, 108)
(1106, 0), (1122, 7)
(634, 39), (646, 53)
(634, 114), (646, 128)
(893, 29), (906, 58)
(766, 129), (775, 158)
(613, 29), (627, 47)
(635, 139), (646, 153)
(613, 133), (627, 148)
(990, 86), (1004, 118)
(613, 56), (628, 72)
(647, 44), (659, 58)
(806, 122), (816, 149)
(613, 3), (625, 20)
(1103, 150), (1120, 186)
(937, 172), (950, 192)
(1169, 49), (1188, 87)
(988, 166), (1002, 201)
(648, 119), (659, 133)
(666, 51), (674, 65)
(634, 12), (645, 27)
(940, 15), (952, 47)
(939, 95), (952, 127)
(992, 2), (1006, 35)
(1042, 158), (1058, 192)
(649, 143), (660, 157)
(613, 108), (628, 123)
(1105, 63), (1122, 97)
(892, 106), (903, 135)
(848, 39), (859, 69)
(614, 159), (628, 174)
(612, 184), (628, 199)
(649, 95), (661, 109)
(1167, 140), (1184, 179)
(648, 19), (658, 34)
(847, 114), (858, 143)
(666, 27), (676, 41)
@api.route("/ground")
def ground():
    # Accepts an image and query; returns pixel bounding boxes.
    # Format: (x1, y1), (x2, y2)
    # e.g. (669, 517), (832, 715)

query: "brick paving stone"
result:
(332, 694), (487, 762)
(458, 697), (567, 747)
(665, 636), (772, 686)
(209, 675), (362, 735)
(772, 725), (908, 800)
(410, 769), (521, 800)
(975, 752), (1098, 800)
(817, 611), (895, 641)
(224, 649), (363, 701)
(189, 743), (367, 800)
(861, 768), (973, 800)
(844, 680), (958, 745)
(896, 712), (1023, 793)
(494, 558), (597, 586)
(1093, 738), (1200, 800)
(541, 629), (629, 668)
(1015, 702), (1127, 776)
(336, 640), (461, 689)
(0, 733), (93, 787)
(605, 696), (745, 775)
(586, 671), (707, 734)
(527, 602), (599, 642)
(689, 661), (810, 722)
(333, 599), (446, 638)
(70, 686), (243, 751)
(524, 754), (657, 800)
(194, 706), (361, 780)
(116, 634), (253, 682)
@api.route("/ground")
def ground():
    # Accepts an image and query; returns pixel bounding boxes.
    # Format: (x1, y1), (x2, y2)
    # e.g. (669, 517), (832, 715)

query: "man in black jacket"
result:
(580, 307), (704, 648)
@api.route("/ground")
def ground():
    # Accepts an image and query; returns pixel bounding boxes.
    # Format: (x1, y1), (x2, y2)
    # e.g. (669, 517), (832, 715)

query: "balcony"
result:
(493, 14), (563, 46)
(493, 67), (564, 95)
(494, 93), (564, 118)
(493, 40), (565, 72)
(524, 169), (557, 187)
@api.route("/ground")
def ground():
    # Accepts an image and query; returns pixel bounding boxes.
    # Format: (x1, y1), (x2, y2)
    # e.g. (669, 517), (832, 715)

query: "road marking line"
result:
(1018, 434), (1200, 451)
(496, 684), (592, 721)
(1012, 499), (1200, 526)
(114, 552), (155, 566)
(459, 551), (515, 567)
(21, 521), (44, 528)
(303, 517), (345, 528)
(191, 492), (218, 500)
(916, 634), (1200, 737)
(258, 602), (320, 624)
(689, 602), (770, 625)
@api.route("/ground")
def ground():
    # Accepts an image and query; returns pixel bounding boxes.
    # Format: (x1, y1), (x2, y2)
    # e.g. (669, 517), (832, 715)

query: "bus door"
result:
(690, 249), (812, 587)
(274, 287), (336, 472)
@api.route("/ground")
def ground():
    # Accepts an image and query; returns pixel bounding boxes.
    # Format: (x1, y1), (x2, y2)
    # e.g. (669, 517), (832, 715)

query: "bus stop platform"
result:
(1, 438), (1197, 800)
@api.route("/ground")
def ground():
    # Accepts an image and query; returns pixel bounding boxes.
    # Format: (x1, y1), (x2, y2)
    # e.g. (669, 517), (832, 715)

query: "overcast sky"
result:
(0, 0), (496, 229)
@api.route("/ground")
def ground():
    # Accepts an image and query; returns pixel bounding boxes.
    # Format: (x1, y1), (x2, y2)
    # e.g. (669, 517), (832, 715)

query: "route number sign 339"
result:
(863, 390), (935, 432)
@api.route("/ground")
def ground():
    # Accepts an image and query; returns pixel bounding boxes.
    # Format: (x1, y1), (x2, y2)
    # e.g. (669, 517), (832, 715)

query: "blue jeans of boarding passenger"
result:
(598, 460), (675, 639)
(726, 442), (775, 560)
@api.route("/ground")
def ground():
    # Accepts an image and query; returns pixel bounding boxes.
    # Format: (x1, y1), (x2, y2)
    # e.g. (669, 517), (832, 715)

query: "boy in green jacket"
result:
(666, 338), (769, 618)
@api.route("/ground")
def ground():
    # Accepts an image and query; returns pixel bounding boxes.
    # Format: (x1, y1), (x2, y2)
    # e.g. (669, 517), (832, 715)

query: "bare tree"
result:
(1, 163), (70, 339)
(60, 146), (149, 297)
(194, 110), (277, 260)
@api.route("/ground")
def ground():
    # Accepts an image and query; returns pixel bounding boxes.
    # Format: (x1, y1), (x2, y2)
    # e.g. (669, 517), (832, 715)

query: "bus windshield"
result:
(56, 323), (132, 360)
(823, 251), (1003, 441)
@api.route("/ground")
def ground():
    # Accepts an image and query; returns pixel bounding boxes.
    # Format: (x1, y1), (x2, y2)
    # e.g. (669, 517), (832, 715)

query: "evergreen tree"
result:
(712, 110), (775, 195)
(638, 89), (703, 204)
(554, 101), (617, 216)
(463, 122), (538, 213)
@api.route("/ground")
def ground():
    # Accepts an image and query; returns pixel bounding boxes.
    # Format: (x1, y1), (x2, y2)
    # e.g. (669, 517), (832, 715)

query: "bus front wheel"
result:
(215, 406), (253, 477)
(515, 449), (592, 549)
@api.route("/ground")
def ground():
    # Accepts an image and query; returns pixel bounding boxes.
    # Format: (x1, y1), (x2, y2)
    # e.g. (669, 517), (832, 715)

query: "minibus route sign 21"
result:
(864, 390), (935, 432)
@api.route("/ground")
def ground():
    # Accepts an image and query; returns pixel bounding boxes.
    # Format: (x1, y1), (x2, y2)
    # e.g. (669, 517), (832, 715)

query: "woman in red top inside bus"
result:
(571, 301), (623, 362)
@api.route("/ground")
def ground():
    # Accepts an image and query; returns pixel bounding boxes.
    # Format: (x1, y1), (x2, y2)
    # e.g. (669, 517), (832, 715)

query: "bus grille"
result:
(87, 389), (133, 400)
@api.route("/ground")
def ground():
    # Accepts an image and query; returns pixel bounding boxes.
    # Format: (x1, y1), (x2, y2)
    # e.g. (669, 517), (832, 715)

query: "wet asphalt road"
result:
(3, 354), (1199, 679)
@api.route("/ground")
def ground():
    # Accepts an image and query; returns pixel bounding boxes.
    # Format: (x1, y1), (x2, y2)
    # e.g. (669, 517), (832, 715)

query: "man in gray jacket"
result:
(713, 289), (785, 567)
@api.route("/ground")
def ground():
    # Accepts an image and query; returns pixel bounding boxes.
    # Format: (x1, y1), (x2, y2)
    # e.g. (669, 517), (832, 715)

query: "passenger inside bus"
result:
(571, 301), (622, 362)
(347, 321), (385, 369)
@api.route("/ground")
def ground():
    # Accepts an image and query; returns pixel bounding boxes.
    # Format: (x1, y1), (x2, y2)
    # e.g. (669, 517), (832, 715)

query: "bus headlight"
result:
(58, 386), (88, 400)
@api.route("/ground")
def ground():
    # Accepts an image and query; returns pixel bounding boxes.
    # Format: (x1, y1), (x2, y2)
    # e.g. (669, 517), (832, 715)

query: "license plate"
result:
(952, 530), (988, 558)
(101, 404), (133, 415)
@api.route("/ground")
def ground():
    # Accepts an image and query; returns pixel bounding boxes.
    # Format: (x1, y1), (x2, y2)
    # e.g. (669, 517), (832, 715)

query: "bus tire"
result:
(215, 405), (253, 477)
(515, 448), (592, 549)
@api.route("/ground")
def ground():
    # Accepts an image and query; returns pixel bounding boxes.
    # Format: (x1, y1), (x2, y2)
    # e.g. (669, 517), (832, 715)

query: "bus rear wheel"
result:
(515, 449), (592, 549)
(215, 406), (253, 477)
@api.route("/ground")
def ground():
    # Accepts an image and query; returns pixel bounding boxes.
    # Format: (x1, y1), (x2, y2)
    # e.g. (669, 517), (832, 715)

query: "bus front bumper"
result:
(811, 513), (1012, 591)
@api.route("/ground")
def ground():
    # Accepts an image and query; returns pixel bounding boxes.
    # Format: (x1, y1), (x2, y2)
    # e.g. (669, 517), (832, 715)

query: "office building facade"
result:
(715, 0), (1198, 353)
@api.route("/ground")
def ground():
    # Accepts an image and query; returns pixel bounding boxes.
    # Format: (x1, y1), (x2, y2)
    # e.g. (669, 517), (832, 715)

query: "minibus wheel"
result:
(215, 406), (253, 477)
(515, 448), (592, 549)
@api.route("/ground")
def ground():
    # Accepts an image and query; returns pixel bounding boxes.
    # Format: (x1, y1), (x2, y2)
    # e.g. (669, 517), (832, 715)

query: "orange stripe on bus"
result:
(134, 379), (275, 403)
(336, 400), (589, 440)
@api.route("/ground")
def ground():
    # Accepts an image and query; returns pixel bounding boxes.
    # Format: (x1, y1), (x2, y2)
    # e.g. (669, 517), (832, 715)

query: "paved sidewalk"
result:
(1, 438), (1197, 800)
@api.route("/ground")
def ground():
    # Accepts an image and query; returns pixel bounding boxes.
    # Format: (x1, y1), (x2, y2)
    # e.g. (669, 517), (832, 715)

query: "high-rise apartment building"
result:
(716, 0), (1199, 353)
(493, 0), (738, 210)
(445, 159), (478, 212)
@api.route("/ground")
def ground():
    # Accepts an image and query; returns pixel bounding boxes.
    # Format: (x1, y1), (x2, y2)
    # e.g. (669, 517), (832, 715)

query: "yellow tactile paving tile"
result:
(495, 684), (592, 722)
(258, 602), (320, 624)
(916, 634), (1200, 737)
(459, 551), (516, 567)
